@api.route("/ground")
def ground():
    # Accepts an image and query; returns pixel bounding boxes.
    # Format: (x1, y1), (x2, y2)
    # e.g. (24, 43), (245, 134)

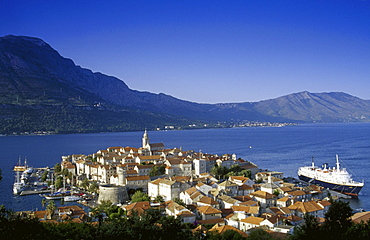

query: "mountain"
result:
(252, 91), (370, 122)
(1, 35), (370, 134)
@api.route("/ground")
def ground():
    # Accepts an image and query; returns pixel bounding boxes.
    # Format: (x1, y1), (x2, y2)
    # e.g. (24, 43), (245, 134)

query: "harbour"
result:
(1, 123), (370, 212)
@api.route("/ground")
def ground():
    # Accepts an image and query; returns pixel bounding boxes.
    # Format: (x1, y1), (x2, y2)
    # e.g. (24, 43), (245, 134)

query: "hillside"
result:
(1, 35), (370, 134)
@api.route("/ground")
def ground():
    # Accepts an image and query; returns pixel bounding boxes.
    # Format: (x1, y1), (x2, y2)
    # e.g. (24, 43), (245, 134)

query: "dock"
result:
(20, 189), (52, 196)
(329, 190), (352, 199)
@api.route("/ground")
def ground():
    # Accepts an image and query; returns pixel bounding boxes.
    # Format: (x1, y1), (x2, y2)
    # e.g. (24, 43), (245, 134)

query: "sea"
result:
(1, 123), (370, 212)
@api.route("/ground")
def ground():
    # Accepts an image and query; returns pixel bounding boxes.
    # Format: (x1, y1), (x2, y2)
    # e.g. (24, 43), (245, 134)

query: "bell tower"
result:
(142, 129), (150, 149)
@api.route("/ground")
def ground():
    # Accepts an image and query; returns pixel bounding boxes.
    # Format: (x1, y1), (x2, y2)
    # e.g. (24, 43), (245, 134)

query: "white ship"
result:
(13, 170), (25, 194)
(298, 155), (364, 196)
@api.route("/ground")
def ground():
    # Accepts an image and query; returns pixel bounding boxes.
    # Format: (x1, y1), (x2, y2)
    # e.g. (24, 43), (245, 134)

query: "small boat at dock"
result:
(64, 195), (82, 202)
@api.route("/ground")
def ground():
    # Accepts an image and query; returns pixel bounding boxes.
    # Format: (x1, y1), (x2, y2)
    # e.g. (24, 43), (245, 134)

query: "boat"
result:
(64, 195), (82, 202)
(20, 168), (33, 184)
(64, 176), (81, 201)
(40, 175), (70, 200)
(13, 170), (25, 194)
(13, 157), (27, 172)
(41, 191), (70, 200)
(298, 155), (364, 197)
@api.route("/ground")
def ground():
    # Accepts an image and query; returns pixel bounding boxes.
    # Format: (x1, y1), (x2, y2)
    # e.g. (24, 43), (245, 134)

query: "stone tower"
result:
(98, 185), (128, 204)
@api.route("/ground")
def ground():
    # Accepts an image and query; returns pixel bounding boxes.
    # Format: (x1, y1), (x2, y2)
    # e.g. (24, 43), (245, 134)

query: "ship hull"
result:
(298, 174), (363, 196)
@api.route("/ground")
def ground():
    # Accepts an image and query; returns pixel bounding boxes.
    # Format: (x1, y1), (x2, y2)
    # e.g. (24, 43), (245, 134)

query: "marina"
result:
(1, 123), (370, 212)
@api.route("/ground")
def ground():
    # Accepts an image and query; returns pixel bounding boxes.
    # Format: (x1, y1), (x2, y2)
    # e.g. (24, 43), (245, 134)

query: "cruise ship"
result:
(298, 155), (364, 196)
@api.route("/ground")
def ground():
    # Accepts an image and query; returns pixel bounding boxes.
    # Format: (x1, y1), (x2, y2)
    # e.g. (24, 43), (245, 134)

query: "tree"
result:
(289, 214), (321, 240)
(149, 165), (159, 177)
(230, 164), (242, 173)
(173, 197), (186, 207)
(248, 228), (273, 240)
(210, 165), (227, 179)
(239, 169), (251, 178)
(158, 165), (165, 175)
(155, 195), (164, 203)
(54, 177), (63, 189)
(289, 200), (354, 240)
(80, 178), (90, 190)
(131, 191), (150, 203)
(0, 168), (2, 182)
(46, 200), (56, 219)
(88, 181), (99, 193)
(40, 170), (48, 182)
(322, 200), (353, 240)
(54, 163), (61, 173)
(91, 200), (122, 223)
(346, 220), (370, 240)
(226, 171), (236, 177)
(41, 198), (47, 208)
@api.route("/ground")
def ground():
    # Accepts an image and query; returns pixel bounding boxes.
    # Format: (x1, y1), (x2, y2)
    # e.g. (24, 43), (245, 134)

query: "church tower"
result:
(142, 129), (150, 149)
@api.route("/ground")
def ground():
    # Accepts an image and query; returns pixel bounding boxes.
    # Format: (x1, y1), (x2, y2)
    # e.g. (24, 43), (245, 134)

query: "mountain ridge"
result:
(1, 35), (370, 134)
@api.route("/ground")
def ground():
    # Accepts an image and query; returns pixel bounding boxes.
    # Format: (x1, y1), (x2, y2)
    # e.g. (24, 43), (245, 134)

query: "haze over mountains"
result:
(1, 35), (370, 134)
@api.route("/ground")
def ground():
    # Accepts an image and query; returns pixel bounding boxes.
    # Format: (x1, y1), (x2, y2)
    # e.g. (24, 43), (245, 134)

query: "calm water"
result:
(1, 123), (369, 211)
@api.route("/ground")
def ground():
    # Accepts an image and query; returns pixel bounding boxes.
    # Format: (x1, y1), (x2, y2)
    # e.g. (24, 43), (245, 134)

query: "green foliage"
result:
(149, 165), (166, 177)
(239, 169), (252, 178)
(0, 205), (47, 240)
(41, 198), (47, 208)
(173, 197), (186, 207)
(248, 228), (273, 240)
(40, 170), (48, 182)
(80, 178), (90, 190)
(131, 191), (150, 203)
(273, 189), (280, 197)
(210, 165), (228, 179)
(54, 177), (63, 189)
(346, 220), (370, 240)
(207, 229), (247, 240)
(226, 171), (236, 177)
(289, 214), (321, 240)
(211, 164), (251, 180)
(155, 195), (164, 203)
(289, 200), (361, 240)
(3, 202), (370, 240)
(46, 200), (56, 218)
(54, 163), (61, 173)
(91, 200), (123, 223)
(43, 222), (97, 240)
(149, 165), (159, 177)
(88, 181), (99, 193)
(322, 200), (353, 240)
(230, 164), (242, 173)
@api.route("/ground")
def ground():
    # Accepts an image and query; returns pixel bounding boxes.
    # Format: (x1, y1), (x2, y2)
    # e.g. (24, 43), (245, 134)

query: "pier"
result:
(20, 189), (51, 196)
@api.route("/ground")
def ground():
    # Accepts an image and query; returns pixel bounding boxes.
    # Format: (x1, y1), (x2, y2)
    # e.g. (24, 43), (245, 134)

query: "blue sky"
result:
(1, 0), (369, 103)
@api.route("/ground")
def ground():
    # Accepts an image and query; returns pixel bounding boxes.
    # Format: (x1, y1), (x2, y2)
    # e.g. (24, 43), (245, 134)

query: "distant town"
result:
(6, 121), (297, 136)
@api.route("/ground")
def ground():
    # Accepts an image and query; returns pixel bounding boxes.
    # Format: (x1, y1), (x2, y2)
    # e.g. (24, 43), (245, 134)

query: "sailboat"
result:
(64, 176), (81, 202)
(13, 156), (27, 172)
(40, 174), (69, 200)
